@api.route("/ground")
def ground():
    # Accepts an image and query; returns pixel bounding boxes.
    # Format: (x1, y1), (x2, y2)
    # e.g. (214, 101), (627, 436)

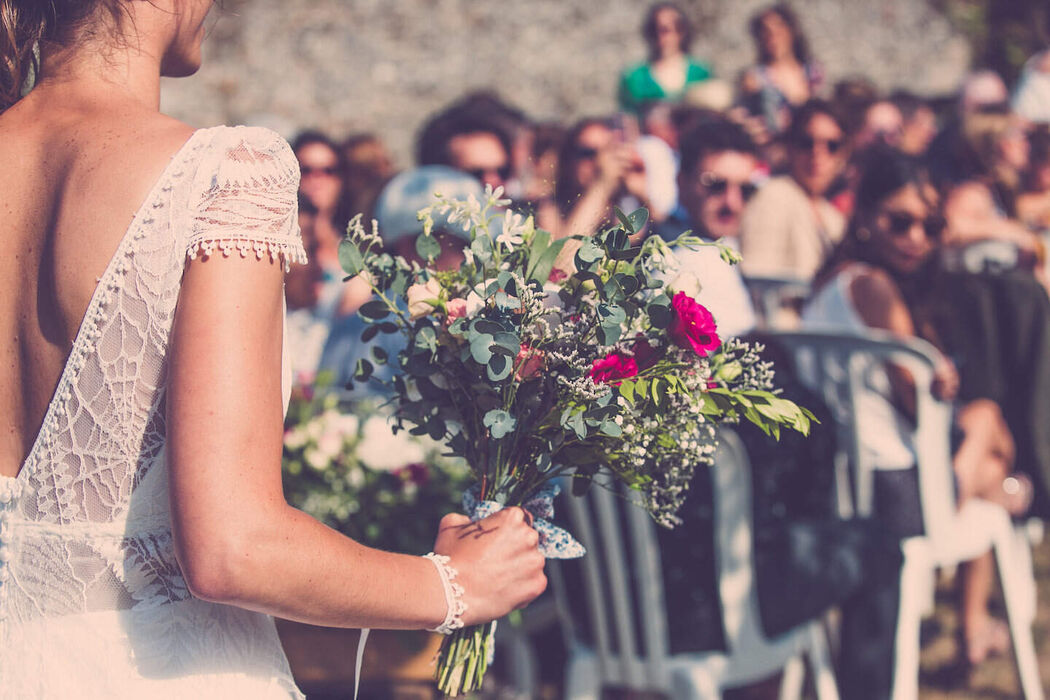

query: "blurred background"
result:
(159, 0), (1045, 158)
(188, 1), (1050, 698)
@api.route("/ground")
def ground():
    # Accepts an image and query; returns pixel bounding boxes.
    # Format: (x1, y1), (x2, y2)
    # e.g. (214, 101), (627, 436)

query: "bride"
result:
(0, 1), (546, 697)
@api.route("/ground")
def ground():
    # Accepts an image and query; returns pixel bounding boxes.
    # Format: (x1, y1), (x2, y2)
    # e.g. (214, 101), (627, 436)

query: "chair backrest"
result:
(757, 329), (956, 545)
(743, 275), (811, 329)
(555, 428), (779, 691)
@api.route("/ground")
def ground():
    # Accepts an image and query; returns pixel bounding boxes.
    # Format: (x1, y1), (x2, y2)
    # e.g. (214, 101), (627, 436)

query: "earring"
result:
(857, 227), (871, 241)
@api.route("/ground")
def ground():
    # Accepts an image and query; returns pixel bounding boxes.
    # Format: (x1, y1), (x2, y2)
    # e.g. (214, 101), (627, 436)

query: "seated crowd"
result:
(284, 2), (1050, 695)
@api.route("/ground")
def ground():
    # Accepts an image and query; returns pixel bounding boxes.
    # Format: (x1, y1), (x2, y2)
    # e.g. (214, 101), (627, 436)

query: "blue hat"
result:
(374, 166), (486, 245)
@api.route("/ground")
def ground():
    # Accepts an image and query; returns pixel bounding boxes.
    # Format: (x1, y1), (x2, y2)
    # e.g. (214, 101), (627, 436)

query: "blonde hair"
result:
(0, 0), (127, 112)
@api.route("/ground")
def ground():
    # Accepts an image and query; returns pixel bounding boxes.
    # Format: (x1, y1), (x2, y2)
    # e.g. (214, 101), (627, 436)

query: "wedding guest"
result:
(1013, 49), (1050, 125)
(655, 117), (759, 336)
(340, 132), (396, 220)
(417, 100), (514, 192)
(802, 148), (1032, 665)
(1017, 127), (1050, 233)
(554, 116), (657, 240)
(960, 69), (1010, 114)
(738, 99), (848, 281)
(618, 2), (713, 116)
(447, 91), (532, 199)
(853, 99), (904, 152)
(517, 121), (567, 233)
(891, 90), (939, 156)
(739, 3), (823, 138)
(293, 130), (356, 314)
(316, 167), (484, 391)
(285, 195), (332, 386)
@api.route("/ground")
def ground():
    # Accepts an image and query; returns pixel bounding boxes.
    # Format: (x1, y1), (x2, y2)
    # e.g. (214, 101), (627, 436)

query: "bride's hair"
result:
(0, 0), (128, 112)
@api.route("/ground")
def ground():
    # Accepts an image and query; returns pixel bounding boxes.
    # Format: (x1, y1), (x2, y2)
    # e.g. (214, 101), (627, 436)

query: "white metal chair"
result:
(761, 329), (1045, 700)
(555, 429), (839, 700)
(743, 275), (811, 330)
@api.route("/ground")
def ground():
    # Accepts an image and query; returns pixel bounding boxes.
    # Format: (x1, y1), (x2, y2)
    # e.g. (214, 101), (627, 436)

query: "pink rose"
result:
(548, 268), (568, 283)
(515, 345), (546, 380)
(446, 298), (468, 324)
(587, 352), (639, 385)
(668, 291), (720, 357)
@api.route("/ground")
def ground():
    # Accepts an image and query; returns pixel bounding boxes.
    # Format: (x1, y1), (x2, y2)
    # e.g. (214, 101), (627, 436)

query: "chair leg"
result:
(891, 550), (927, 700)
(778, 655), (805, 700)
(1012, 524), (1039, 625)
(994, 536), (1046, 700)
(805, 622), (840, 700)
(565, 651), (600, 700)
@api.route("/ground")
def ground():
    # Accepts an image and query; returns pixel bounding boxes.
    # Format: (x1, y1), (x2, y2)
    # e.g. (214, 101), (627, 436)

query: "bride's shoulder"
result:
(191, 124), (300, 188)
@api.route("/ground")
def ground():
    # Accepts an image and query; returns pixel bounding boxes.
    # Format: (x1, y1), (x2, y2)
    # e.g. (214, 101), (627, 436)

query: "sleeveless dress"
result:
(800, 263), (916, 473)
(0, 126), (309, 699)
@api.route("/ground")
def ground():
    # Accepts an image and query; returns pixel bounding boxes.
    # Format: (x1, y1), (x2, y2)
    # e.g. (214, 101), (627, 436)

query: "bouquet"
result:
(282, 383), (471, 555)
(339, 188), (814, 696)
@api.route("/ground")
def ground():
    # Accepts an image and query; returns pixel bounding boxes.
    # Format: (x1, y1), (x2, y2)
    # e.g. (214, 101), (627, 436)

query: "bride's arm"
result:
(167, 253), (546, 629)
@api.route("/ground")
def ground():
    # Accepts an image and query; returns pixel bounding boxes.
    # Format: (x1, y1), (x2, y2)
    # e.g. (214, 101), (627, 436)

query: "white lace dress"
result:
(0, 126), (309, 699)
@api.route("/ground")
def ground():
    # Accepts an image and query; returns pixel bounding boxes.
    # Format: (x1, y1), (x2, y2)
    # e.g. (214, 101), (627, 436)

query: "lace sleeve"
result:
(186, 126), (308, 271)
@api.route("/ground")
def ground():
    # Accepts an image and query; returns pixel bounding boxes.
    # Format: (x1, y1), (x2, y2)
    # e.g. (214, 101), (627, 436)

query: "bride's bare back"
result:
(0, 94), (193, 478)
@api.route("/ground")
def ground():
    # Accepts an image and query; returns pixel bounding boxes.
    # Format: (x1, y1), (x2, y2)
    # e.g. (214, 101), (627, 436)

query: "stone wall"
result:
(161, 0), (971, 162)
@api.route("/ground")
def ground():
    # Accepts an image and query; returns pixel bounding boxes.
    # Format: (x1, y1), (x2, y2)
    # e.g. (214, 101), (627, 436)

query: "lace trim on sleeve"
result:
(185, 236), (308, 268)
(187, 126), (308, 271)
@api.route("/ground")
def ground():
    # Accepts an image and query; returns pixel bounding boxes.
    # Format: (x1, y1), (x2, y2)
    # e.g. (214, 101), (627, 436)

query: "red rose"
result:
(588, 352), (639, 384)
(668, 291), (721, 357)
(631, 337), (659, 370)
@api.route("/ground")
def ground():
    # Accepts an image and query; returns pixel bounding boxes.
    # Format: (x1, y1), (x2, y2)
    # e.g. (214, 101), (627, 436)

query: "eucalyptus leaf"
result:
(486, 353), (513, 381)
(415, 233), (441, 261)
(483, 409), (517, 439)
(358, 300), (389, 321)
(469, 334), (494, 364)
(338, 239), (366, 276)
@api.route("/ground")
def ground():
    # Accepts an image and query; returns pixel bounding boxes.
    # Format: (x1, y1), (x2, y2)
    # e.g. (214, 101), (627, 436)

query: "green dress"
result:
(617, 58), (712, 114)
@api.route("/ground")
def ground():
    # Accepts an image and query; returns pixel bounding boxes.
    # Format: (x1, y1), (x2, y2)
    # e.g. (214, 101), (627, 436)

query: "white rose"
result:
(284, 426), (309, 450)
(304, 447), (328, 471)
(406, 277), (443, 319)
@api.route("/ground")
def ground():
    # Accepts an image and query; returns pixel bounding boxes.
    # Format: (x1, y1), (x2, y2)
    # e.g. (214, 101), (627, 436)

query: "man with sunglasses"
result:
(739, 99), (848, 282)
(655, 117), (758, 335)
(417, 105), (514, 192)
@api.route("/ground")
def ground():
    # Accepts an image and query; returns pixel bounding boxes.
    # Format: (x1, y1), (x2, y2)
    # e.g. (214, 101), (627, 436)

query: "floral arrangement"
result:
(339, 189), (814, 696)
(282, 383), (471, 555)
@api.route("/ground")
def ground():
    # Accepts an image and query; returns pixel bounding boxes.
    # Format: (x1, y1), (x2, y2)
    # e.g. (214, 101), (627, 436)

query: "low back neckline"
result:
(7, 127), (209, 484)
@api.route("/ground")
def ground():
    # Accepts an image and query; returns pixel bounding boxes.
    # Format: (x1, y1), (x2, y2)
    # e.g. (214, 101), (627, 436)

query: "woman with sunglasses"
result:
(0, 1), (546, 696)
(803, 148), (1031, 667)
(292, 131), (359, 314)
(553, 117), (657, 241)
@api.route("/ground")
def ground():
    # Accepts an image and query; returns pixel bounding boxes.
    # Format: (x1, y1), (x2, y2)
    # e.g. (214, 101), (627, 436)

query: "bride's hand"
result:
(431, 508), (547, 626)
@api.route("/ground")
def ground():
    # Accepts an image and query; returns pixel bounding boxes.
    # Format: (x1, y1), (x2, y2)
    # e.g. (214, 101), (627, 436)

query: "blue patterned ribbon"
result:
(463, 483), (586, 559)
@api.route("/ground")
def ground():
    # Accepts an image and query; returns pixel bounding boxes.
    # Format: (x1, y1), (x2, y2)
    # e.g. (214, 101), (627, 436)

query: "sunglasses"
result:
(795, 136), (843, 155)
(699, 172), (759, 201)
(466, 165), (513, 182)
(882, 210), (946, 239)
(574, 146), (600, 161)
(300, 164), (341, 177)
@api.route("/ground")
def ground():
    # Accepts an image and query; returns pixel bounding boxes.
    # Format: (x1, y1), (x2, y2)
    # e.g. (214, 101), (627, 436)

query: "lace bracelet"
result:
(423, 552), (467, 634)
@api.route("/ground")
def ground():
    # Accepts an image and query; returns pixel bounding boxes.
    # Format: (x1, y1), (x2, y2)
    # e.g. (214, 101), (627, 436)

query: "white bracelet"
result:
(423, 552), (467, 634)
